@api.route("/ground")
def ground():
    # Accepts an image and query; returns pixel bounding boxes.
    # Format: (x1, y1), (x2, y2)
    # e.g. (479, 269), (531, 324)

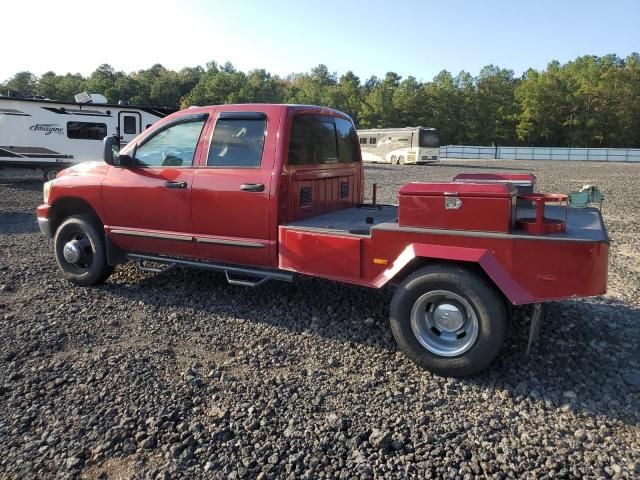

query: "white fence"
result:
(440, 145), (640, 162)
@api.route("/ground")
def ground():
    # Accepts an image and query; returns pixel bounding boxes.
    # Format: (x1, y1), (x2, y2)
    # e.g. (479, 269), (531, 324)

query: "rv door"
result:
(118, 111), (142, 147)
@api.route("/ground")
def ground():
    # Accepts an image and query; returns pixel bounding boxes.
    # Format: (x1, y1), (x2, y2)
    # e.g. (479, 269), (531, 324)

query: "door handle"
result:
(240, 183), (265, 192)
(165, 181), (187, 189)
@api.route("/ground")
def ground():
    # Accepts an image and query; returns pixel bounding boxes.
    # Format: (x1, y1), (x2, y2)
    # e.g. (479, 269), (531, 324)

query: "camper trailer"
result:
(357, 126), (440, 165)
(0, 93), (173, 180)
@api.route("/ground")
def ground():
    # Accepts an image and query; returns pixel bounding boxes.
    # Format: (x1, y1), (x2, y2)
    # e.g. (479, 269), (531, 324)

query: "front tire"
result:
(390, 264), (507, 377)
(53, 215), (113, 286)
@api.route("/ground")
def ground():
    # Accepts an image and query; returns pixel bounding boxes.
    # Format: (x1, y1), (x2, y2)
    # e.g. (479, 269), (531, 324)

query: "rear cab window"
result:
(288, 114), (359, 165)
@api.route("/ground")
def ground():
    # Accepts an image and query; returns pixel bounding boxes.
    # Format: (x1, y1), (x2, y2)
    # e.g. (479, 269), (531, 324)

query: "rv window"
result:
(207, 117), (266, 167)
(67, 122), (107, 141)
(335, 118), (359, 163)
(289, 114), (338, 165)
(123, 116), (137, 134)
(419, 130), (440, 148)
(359, 137), (367, 145)
(134, 119), (206, 167)
(369, 137), (376, 145)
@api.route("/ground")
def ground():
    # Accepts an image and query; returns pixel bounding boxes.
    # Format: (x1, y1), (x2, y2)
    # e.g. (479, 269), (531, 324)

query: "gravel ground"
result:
(0, 161), (639, 479)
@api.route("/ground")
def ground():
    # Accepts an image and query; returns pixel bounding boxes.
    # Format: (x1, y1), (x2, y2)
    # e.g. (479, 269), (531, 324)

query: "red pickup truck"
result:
(36, 104), (609, 376)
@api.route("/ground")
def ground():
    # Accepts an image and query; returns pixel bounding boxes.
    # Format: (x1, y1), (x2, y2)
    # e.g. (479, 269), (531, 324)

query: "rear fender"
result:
(373, 243), (534, 305)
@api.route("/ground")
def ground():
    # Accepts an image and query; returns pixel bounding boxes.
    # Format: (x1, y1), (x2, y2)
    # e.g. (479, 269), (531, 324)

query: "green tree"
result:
(515, 62), (571, 146)
(4, 71), (37, 95)
(359, 72), (401, 128)
(333, 71), (363, 123)
(85, 64), (116, 98)
(472, 65), (518, 144)
(392, 76), (426, 128)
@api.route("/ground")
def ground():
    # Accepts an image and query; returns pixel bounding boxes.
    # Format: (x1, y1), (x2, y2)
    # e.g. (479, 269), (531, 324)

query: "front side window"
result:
(289, 114), (338, 165)
(123, 115), (137, 134)
(134, 119), (205, 167)
(335, 118), (359, 163)
(207, 117), (266, 167)
(67, 122), (107, 140)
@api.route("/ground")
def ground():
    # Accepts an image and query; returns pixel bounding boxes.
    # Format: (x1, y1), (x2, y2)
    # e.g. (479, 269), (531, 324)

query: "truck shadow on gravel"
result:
(101, 266), (639, 425)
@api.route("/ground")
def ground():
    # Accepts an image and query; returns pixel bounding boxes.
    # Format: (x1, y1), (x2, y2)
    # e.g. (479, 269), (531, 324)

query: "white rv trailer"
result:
(357, 126), (440, 165)
(0, 93), (173, 180)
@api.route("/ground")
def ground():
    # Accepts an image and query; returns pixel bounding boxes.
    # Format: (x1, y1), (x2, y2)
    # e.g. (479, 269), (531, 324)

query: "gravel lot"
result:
(1, 160), (639, 479)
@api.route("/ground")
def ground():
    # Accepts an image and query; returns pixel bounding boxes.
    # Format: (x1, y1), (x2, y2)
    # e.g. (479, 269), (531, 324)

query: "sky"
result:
(2, 0), (639, 82)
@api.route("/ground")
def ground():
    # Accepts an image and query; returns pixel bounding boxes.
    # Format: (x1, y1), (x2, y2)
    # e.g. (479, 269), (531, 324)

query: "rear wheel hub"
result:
(410, 290), (479, 357)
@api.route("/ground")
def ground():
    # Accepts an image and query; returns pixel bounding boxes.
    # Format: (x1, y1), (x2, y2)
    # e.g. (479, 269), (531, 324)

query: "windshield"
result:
(419, 130), (440, 148)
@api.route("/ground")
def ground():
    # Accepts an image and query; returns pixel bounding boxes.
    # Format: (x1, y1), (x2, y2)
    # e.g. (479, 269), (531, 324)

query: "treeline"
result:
(3, 53), (640, 147)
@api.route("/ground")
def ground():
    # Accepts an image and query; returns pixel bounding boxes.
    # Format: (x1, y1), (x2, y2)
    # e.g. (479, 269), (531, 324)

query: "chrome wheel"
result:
(61, 232), (94, 272)
(410, 290), (479, 357)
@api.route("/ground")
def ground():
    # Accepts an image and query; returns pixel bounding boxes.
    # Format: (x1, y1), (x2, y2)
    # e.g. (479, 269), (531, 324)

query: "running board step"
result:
(127, 253), (293, 286)
(136, 259), (177, 273)
(225, 271), (270, 288)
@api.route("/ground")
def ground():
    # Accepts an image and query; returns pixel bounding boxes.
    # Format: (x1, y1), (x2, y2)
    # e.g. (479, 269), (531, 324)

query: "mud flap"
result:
(526, 303), (544, 354)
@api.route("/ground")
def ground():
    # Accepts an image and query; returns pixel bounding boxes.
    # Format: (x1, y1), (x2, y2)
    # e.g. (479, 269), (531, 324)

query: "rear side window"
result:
(335, 118), (359, 163)
(134, 119), (205, 167)
(207, 117), (266, 167)
(289, 114), (338, 165)
(289, 114), (359, 165)
(67, 122), (107, 140)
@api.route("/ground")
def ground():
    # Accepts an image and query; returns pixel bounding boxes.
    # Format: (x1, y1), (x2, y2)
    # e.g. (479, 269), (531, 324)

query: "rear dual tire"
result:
(390, 264), (507, 377)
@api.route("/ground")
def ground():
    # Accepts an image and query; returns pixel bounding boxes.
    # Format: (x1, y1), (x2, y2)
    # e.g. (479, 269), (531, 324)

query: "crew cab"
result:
(36, 104), (609, 376)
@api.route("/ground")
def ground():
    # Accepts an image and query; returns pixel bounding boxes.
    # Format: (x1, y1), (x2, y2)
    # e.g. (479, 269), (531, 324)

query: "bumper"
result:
(36, 204), (52, 237)
(38, 218), (50, 236)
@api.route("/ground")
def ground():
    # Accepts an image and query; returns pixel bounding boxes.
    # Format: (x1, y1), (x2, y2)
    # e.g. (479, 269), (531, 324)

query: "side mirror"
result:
(103, 136), (119, 165)
(103, 136), (134, 167)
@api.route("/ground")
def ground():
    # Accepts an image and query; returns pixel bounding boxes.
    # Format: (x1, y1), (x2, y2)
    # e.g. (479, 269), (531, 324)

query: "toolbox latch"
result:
(445, 196), (462, 210)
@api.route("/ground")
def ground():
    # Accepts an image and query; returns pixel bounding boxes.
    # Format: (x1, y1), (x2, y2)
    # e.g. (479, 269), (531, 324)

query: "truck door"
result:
(191, 110), (277, 267)
(118, 111), (142, 147)
(102, 114), (209, 258)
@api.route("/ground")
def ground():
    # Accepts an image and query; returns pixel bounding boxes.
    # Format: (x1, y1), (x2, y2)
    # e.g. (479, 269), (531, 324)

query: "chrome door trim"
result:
(195, 237), (266, 248)
(110, 229), (193, 242)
